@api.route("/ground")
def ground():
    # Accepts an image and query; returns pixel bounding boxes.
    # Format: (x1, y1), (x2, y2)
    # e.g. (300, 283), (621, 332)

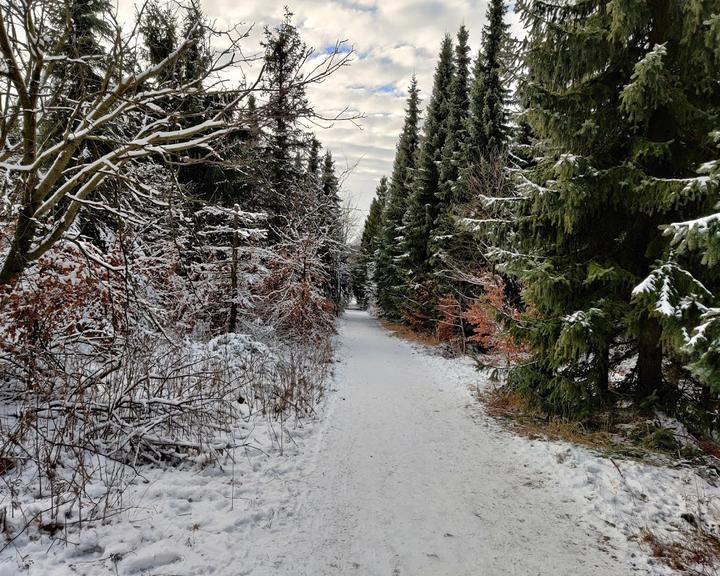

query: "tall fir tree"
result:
(478, 0), (510, 155)
(307, 137), (322, 184)
(400, 35), (455, 322)
(426, 26), (474, 305)
(376, 77), (421, 319)
(352, 177), (388, 308)
(438, 25), (472, 199)
(502, 0), (720, 416)
(140, 0), (178, 77)
(47, 0), (113, 146)
(428, 19), (504, 329)
(319, 151), (344, 306)
(462, 0), (511, 173)
(261, 10), (311, 237)
(181, 0), (211, 85)
(54, 0), (113, 98)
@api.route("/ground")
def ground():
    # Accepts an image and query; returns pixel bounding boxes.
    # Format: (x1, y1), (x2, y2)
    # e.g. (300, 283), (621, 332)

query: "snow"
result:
(554, 153), (580, 170)
(2, 310), (718, 575)
(633, 262), (712, 319)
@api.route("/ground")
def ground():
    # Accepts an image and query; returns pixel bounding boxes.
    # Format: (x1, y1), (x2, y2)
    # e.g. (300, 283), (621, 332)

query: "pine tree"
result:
(352, 178), (388, 308)
(634, 133), (720, 402)
(319, 151), (344, 307)
(503, 0), (720, 415)
(426, 26), (474, 303)
(402, 35), (455, 289)
(462, 0), (511, 171)
(180, 1), (211, 85)
(307, 137), (322, 183)
(478, 0), (510, 155)
(376, 78), (421, 319)
(46, 0), (113, 146)
(261, 10), (311, 237)
(451, 4), (512, 314)
(438, 26), (471, 198)
(54, 0), (113, 98)
(140, 0), (179, 83)
(353, 177), (389, 307)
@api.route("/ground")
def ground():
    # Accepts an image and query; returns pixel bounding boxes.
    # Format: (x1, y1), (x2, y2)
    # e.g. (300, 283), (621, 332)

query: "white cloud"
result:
(116, 0), (525, 233)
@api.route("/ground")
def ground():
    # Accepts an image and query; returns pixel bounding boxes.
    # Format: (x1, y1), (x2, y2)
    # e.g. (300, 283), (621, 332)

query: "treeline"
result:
(353, 0), (720, 430)
(0, 0), (351, 530)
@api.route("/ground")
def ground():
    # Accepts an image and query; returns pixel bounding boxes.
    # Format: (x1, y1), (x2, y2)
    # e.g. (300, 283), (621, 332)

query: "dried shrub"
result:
(463, 272), (525, 362)
(436, 294), (465, 349)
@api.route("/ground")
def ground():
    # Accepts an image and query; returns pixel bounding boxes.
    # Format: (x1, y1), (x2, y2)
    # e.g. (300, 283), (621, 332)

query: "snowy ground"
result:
(2, 309), (719, 575)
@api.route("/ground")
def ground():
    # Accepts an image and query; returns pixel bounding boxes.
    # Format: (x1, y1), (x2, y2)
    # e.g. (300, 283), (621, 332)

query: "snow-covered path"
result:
(251, 309), (628, 575)
(10, 308), (710, 575)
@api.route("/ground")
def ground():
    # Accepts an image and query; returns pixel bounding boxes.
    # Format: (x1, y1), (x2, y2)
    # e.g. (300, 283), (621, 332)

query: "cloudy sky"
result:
(119, 0), (524, 235)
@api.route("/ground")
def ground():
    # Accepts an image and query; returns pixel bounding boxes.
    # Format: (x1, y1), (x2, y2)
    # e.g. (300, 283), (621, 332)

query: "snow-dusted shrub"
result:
(0, 220), (334, 544)
(0, 321), (332, 544)
(254, 224), (337, 342)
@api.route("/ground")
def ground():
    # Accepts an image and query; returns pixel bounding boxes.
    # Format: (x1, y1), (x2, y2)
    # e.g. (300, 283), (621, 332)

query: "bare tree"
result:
(0, 0), (352, 286)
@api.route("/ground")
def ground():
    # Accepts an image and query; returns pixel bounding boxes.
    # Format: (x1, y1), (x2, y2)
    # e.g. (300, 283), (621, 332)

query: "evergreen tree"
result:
(352, 177), (388, 308)
(54, 0), (113, 98)
(451, 4), (513, 316)
(426, 26), (474, 306)
(180, 1), (211, 85)
(400, 37), (456, 325)
(140, 0), (179, 83)
(307, 137), (322, 183)
(319, 151), (344, 307)
(438, 25), (472, 198)
(503, 0), (720, 415)
(635, 130), (720, 404)
(261, 10), (311, 237)
(376, 78), (421, 319)
(462, 0), (511, 170)
(478, 0), (510, 155)
(47, 0), (114, 145)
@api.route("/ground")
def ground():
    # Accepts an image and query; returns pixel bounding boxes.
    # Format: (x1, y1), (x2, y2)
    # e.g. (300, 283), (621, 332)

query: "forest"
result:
(0, 0), (351, 547)
(1, 0), (720, 573)
(353, 0), (720, 434)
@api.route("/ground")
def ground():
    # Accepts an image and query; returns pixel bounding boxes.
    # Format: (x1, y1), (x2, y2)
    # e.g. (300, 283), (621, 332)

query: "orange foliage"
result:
(0, 242), (124, 356)
(463, 272), (525, 361)
(436, 294), (463, 343)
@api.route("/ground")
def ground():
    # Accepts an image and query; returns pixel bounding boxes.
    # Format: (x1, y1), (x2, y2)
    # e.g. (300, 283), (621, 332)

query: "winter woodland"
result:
(1, 0), (720, 574)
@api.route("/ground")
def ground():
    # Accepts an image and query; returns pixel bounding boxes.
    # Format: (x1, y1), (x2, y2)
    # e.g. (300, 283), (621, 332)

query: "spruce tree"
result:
(402, 36), (455, 285)
(503, 0), (720, 415)
(438, 26), (471, 198)
(319, 151), (344, 306)
(461, 0), (511, 171)
(478, 0), (510, 155)
(140, 0), (179, 84)
(376, 78), (421, 319)
(54, 0), (113, 98)
(261, 10), (311, 237)
(352, 178), (388, 308)
(428, 17), (508, 331)
(47, 0), (113, 144)
(307, 137), (322, 183)
(635, 135), (720, 402)
(427, 26), (474, 305)
(180, 1), (211, 85)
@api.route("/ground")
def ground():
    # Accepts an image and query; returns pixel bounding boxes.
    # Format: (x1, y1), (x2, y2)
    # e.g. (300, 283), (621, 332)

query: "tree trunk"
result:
(0, 200), (37, 287)
(636, 313), (663, 398)
(228, 217), (239, 333)
(596, 343), (610, 400)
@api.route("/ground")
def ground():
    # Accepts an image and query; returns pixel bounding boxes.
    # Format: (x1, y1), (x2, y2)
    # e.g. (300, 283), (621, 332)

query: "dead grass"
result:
(639, 528), (720, 575)
(698, 439), (720, 460)
(481, 387), (615, 451)
(379, 319), (442, 347)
